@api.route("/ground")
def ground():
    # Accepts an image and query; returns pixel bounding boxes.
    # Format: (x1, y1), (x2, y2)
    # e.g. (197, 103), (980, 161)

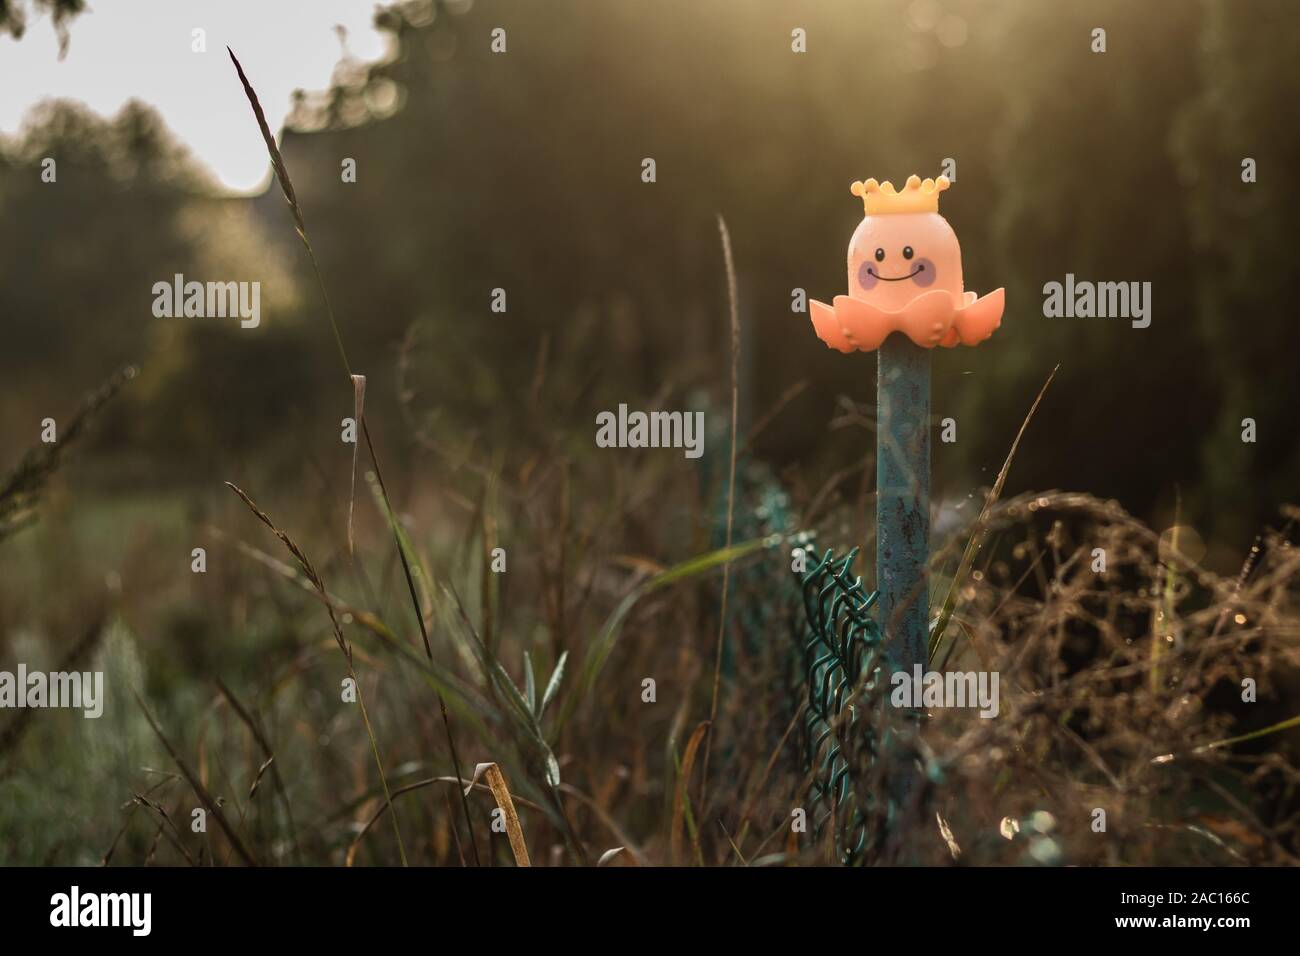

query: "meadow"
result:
(1, 0), (1298, 867)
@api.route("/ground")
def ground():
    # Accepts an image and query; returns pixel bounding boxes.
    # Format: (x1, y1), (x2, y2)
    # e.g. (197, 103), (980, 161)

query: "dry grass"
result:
(0, 364), (136, 543)
(222, 480), (409, 865)
(4, 372), (1297, 865)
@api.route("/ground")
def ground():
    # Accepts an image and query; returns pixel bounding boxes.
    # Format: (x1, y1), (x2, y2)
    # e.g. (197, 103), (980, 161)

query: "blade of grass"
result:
(1193, 713), (1300, 752)
(436, 577), (566, 792)
(523, 651), (537, 714)
(347, 373), (366, 555)
(213, 677), (300, 864)
(597, 846), (632, 866)
(464, 762), (531, 866)
(556, 534), (780, 733)
(344, 774), (546, 866)
(557, 783), (648, 865)
(224, 481), (408, 865)
(538, 650), (568, 719)
(133, 691), (259, 867)
(701, 212), (740, 809)
(734, 699), (805, 852)
(929, 365), (1058, 662)
(671, 721), (710, 866)
(719, 820), (748, 865)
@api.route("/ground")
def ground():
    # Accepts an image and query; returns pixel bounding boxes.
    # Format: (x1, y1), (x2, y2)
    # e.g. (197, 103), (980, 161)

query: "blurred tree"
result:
(0, 100), (307, 480)
(0, 0), (1295, 544)
(968, 0), (1218, 531)
(0, 101), (205, 403)
(1173, 0), (1300, 543)
(0, 0), (85, 55)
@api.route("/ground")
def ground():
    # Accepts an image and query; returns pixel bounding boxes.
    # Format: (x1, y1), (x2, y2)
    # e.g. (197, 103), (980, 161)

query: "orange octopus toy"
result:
(809, 175), (1003, 352)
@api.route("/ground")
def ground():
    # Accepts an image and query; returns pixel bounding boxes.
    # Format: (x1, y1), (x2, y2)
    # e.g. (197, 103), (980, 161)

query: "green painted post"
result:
(876, 334), (930, 674)
(877, 333), (930, 854)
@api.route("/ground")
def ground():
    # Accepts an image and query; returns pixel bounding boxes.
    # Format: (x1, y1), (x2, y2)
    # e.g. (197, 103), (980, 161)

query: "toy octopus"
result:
(809, 175), (1003, 352)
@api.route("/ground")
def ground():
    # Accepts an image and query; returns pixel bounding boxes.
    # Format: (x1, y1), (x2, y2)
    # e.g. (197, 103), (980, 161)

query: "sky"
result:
(0, 0), (394, 193)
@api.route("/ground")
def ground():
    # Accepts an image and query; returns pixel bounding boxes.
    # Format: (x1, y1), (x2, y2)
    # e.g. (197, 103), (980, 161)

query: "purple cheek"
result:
(911, 258), (937, 287)
(857, 261), (879, 292)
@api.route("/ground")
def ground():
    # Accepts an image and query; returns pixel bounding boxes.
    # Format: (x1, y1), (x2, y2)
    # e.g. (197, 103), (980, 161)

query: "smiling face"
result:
(847, 211), (963, 312)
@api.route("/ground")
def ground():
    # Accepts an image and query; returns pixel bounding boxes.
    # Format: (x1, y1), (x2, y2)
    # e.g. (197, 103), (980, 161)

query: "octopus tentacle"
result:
(830, 295), (893, 351)
(952, 288), (1004, 346)
(895, 289), (958, 348)
(809, 288), (1002, 353)
(809, 298), (855, 352)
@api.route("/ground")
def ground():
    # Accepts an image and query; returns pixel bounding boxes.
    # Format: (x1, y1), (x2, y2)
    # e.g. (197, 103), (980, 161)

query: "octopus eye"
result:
(874, 248), (885, 262)
(902, 246), (914, 260)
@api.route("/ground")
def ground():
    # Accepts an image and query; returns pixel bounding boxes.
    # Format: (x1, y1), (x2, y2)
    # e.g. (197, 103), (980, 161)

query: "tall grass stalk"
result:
(227, 47), (480, 865)
(928, 364), (1058, 663)
(225, 481), (409, 865)
(701, 214), (740, 806)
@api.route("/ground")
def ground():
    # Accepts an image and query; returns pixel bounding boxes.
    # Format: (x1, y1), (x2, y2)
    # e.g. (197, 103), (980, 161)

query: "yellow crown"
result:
(850, 174), (950, 215)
